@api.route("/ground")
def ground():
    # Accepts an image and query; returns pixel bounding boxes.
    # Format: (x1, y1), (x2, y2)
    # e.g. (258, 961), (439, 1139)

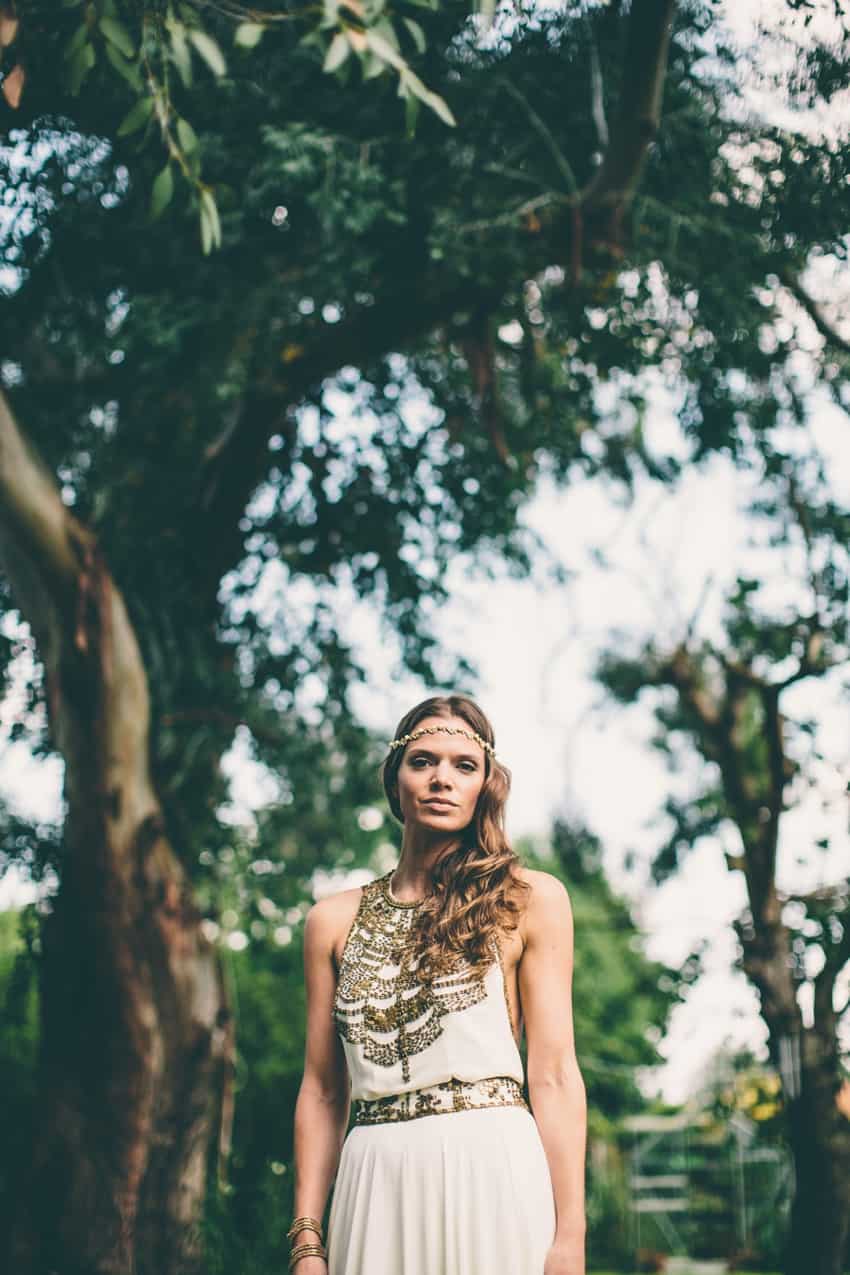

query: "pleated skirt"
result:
(325, 1105), (556, 1275)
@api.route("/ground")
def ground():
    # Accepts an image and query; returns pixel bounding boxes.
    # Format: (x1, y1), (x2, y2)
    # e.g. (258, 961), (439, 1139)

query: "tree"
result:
(1, 0), (849, 1269)
(598, 447), (850, 1275)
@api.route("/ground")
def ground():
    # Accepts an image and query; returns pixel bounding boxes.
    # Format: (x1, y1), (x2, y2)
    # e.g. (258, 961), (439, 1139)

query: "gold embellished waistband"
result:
(352, 1075), (528, 1126)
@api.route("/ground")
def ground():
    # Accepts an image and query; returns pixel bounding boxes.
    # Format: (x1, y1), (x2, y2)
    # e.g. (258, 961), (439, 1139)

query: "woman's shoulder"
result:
(510, 865), (571, 941)
(304, 879), (367, 953)
(511, 863), (570, 901)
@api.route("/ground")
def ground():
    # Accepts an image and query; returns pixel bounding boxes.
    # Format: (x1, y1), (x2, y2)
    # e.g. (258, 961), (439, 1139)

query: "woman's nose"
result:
(430, 763), (453, 786)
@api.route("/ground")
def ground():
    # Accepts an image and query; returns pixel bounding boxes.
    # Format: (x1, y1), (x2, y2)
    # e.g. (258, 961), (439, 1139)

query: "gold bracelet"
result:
(288, 1241), (327, 1270)
(287, 1216), (325, 1243)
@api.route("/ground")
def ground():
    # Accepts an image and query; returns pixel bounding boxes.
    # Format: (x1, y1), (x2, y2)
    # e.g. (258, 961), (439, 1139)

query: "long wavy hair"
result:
(380, 694), (530, 982)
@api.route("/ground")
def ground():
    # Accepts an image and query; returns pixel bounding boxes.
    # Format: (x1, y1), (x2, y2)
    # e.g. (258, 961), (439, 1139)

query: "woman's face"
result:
(395, 716), (487, 831)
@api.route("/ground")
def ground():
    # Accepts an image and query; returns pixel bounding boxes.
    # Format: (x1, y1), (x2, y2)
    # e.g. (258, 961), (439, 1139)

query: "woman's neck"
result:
(391, 834), (459, 900)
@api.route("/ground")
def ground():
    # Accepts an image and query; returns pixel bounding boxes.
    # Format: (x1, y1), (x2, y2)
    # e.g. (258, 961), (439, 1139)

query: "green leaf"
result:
(168, 23), (192, 87)
(200, 188), (221, 250)
(104, 40), (142, 91)
(176, 116), (199, 154)
(402, 17), (426, 54)
(116, 95), (154, 137)
(364, 29), (405, 71)
(235, 22), (265, 49)
(362, 51), (385, 80)
(425, 90), (456, 128)
(189, 29), (226, 77)
(200, 202), (213, 255)
(99, 15), (135, 59)
(150, 164), (174, 220)
(67, 41), (96, 95)
(401, 67), (456, 127)
(64, 23), (90, 61)
(373, 17), (400, 51)
(405, 90), (420, 138)
(323, 32), (350, 73)
(298, 29), (325, 49)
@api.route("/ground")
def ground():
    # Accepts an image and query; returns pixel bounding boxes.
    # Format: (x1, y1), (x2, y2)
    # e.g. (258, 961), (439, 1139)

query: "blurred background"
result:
(0, 0), (848, 1272)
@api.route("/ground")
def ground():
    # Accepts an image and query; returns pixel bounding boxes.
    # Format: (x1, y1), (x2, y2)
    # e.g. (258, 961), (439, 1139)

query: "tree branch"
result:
(499, 77), (580, 196)
(193, 274), (514, 581)
(0, 388), (157, 826)
(588, 29), (609, 152)
(780, 266), (850, 357)
(813, 901), (850, 1036)
(581, 0), (677, 213)
(0, 391), (82, 594)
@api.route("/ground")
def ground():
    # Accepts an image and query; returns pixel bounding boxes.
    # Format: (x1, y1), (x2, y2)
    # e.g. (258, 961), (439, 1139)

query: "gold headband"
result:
(387, 725), (496, 760)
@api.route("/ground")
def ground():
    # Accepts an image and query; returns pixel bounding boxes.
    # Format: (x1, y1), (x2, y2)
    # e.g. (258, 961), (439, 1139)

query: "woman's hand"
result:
(543, 1234), (585, 1275)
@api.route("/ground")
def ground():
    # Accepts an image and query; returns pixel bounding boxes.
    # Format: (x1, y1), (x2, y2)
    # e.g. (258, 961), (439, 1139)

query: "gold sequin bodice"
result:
(332, 869), (524, 1102)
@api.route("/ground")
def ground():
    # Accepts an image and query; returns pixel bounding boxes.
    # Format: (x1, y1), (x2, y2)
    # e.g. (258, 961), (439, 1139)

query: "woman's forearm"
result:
(292, 1080), (351, 1233)
(528, 1064), (587, 1239)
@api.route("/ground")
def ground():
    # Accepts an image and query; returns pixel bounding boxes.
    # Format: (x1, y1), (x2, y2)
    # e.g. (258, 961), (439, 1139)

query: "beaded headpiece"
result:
(386, 724), (497, 761)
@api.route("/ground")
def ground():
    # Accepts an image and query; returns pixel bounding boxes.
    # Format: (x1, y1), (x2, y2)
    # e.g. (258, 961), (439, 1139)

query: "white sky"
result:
(2, 0), (849, 1105)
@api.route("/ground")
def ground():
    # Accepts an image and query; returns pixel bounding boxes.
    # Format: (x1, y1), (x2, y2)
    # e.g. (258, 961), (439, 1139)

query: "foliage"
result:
(692, 1047), (794, 1268)
(5, 0), (460, 249)
(0, 905), (41, 1225)
(519, 819), (691, 1136)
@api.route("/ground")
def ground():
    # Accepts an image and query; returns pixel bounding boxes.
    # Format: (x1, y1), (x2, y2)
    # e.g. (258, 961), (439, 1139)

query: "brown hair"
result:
(380, 694), (530, 981)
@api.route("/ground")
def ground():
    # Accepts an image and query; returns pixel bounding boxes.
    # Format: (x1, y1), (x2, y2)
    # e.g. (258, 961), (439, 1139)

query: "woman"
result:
(287, 694), (587, 1275)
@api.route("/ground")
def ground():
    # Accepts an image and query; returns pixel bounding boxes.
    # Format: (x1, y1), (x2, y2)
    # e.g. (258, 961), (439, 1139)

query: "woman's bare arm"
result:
(519, 870), (587, 1274)
(290, 894), (353, 1269)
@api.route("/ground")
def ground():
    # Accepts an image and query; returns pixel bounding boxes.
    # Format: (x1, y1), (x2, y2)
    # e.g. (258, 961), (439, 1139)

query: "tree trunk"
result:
(0, 391), (235, 1274)
(783, 1031), (850, 1275)
(742, 911), (850, 1275)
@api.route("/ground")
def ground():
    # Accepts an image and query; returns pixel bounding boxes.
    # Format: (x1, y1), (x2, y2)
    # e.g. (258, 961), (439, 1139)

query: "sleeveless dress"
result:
(325, 868), (556, 1275)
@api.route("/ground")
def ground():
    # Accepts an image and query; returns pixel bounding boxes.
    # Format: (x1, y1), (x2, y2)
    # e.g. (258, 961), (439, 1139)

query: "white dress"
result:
(325, 868), (556, 1275)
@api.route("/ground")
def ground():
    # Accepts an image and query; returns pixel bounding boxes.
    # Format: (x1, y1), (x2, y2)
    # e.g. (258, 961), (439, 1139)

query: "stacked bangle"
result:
(287, 1216), (326, 1269)
(288, 1241), (327, 1270)
(287, 1216), (324, 1243)
(288, 1218), (323, 1239)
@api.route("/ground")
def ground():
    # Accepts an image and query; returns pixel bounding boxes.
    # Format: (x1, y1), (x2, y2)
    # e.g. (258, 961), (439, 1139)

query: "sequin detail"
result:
(353, 1075), (528, 1126)
(332, 871), (495, 1085)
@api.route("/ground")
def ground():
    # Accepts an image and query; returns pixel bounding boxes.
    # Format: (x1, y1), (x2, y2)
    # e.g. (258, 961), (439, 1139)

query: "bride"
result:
(286, 693), (587, 1275)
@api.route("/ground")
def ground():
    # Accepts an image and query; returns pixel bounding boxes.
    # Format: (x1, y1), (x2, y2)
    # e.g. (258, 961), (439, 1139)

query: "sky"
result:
(1, 0), (849, 1106)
